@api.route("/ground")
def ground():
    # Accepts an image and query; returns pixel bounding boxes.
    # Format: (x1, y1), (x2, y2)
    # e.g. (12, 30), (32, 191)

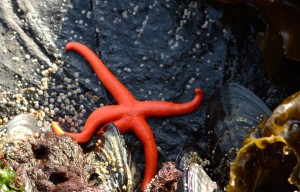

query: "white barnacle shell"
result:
(182, 163), (218, 192)
(176, 146), (218, 192)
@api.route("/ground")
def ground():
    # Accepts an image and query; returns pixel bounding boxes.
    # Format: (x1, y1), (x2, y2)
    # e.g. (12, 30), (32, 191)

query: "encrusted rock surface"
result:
(0, 130), (105, 191)
(146, 162), (183, 192)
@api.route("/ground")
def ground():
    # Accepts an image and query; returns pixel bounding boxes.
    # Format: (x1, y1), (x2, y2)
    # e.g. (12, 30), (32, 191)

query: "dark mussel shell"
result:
(228, 91), (300, 191)
(206, 83), (271, 189)
(93, 123), (141, 192)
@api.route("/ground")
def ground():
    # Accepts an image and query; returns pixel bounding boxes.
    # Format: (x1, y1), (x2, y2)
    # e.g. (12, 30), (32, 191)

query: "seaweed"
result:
(228, 91), (300, 191)
(0, 162), (23, 192)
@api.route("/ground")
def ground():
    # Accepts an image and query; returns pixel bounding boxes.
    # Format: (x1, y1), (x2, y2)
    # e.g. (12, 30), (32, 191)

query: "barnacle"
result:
(228, 91), (300, 191)
(176, 146), (218, 192)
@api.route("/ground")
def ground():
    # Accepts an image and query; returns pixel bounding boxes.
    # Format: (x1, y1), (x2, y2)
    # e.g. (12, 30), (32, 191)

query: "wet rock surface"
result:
(0, 0), (299, 190)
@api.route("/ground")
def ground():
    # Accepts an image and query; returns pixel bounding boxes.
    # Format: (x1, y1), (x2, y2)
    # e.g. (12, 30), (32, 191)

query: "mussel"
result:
(206, 83), (271, 189)
(228, 90), (300, 191)
(0, 114), (39, 137)
(93, 123), (141, 192)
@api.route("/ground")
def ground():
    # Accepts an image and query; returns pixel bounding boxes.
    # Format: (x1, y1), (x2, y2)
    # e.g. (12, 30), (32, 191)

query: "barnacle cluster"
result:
(176, 147), (218, 192)
(228, 91), (300, 191)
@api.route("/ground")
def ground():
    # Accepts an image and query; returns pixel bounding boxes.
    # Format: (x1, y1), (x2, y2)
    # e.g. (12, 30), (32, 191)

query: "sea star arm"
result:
(66, 42), (135, 105)
(130, 117), (158, 191)
(140, 88), (203, 117)
(52, 105), (124, 143)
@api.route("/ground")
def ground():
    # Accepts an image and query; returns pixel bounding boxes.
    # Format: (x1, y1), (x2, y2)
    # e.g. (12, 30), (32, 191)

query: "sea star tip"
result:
(65, 42), (74, 50)
(194, 88), (204, 97)
(51, 121), (66, 135)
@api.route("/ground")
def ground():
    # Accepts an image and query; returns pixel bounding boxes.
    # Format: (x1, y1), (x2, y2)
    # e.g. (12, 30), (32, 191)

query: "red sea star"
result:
(51, 42), (203, 190)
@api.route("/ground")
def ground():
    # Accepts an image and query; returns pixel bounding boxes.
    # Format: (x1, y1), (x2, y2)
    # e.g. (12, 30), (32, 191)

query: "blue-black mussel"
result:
(205, 83), (271, 191)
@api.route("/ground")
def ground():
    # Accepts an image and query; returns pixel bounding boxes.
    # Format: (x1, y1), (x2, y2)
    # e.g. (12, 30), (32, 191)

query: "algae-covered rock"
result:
(0, 114), (105, 191)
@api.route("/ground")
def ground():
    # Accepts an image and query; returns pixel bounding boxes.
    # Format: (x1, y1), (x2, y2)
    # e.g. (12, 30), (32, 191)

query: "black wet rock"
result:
(0, 0), (297, 189)
(56, 0), (230, 171)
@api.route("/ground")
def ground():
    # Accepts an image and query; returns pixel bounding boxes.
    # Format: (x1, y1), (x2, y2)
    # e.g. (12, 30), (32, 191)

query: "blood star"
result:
(52, 42), (203, 190)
